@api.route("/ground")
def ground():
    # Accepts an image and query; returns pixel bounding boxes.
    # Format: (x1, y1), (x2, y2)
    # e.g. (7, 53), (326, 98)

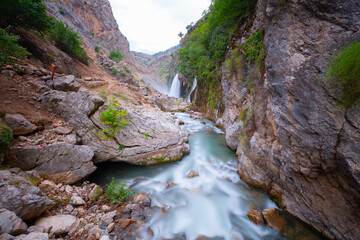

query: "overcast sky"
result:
(108, 0), (211, 54)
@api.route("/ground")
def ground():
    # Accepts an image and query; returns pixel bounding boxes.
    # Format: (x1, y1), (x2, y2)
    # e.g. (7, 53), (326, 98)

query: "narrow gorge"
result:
(0, 0), (359, 240)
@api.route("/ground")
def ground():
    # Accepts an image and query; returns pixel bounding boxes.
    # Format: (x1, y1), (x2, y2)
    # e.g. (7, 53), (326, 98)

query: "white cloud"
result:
(108, 0), (210, 54)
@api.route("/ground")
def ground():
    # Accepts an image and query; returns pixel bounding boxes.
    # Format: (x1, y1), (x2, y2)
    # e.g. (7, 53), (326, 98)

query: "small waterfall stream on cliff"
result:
(168, 73), (181, 98)
(187, 77), (197, 102)
(89, 113), (324, 240)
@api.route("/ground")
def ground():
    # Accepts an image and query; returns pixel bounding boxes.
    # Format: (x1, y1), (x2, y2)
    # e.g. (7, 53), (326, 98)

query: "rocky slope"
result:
(132, 45), (180, 92)
(44, 0), (147, 75)
(187, 0), (360, 239)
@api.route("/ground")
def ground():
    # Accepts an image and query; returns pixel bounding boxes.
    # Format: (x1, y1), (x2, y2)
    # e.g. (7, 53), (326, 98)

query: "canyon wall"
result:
(190, 0), (360, 239)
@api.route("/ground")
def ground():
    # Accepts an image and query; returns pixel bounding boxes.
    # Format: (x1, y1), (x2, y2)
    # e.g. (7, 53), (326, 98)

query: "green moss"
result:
(243, 31), (265, 67)
(325, 40), (360, 108)
(111, 69), (118, 75)
(120, 71), (126, 77)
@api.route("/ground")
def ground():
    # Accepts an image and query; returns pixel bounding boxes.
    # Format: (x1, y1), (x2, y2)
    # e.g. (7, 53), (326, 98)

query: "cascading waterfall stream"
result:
(168, 73), (181, 98)
(187, 77), (197, 102)
(88, 113), (324, 240)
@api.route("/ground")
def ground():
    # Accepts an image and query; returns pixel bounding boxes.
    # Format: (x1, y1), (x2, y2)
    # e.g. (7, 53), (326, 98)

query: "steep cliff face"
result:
(44, 0), (146, 74)
(214, 0), (360, 239)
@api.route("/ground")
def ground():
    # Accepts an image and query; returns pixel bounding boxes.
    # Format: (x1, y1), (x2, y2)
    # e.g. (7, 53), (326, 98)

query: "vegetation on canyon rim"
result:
(325, 40), (360, 108)
(0, 122), (13, 160)
(178, 0), (257, 110)
(0, 0), (87, 66)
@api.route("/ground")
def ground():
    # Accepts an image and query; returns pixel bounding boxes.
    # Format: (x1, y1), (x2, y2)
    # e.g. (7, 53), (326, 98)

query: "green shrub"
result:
(97, 97), (130, 140)
(0, 28), (30, 68)
(0, 122), (12, 160)
(125, 67), (130, 73)
(325, 40), (360, 108)
(49, 20), (87, 63)
(0, 0), (53, 32)
(94, 45), (100, 52)
(120, 71), (126, 77)
(111, 69), (118, 75)
(242, 31), (265, 67)
(59, 9), (65, 15)
(109, 50), (123, 62)
(225, 47), (244, 79)
(105, 178), (135, 204)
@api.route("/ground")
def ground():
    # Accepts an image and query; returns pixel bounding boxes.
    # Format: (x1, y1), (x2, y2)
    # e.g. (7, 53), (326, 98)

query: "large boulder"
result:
(9, 143), (96, 184)
(4, 114), (36, 136)
(53, 75), (80, 92)
(14, 232), (49, 240)
(148, 95), (190, 112)
(35, 215), (77, 236)
(0, 169), (53, 220)
(0, 208), (27, 235)
(42, 89), (190, 165)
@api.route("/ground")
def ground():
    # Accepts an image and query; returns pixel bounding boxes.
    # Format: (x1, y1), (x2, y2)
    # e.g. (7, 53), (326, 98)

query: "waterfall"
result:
(168, 73), (181, 98)
(187, 77), (197, 102)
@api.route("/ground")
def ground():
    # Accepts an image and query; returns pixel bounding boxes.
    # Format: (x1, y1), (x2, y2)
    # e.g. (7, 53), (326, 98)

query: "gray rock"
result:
(45, 80), (53, 88)
(14, 232), (48, 240)
(35, 215), (77, 236)
(5, 114), (36, 135)
(0, 169), (54, 220)
(54, 126), (72, 135)
(53, 75), (80, 92)
(65, 204), (74, 212)
(70, 196), (85, 206)
(101, 211), (116, 224)
(148, 95), (190, 112)
(41, 89), (190, 165)
(0, 209), (27, 235)
(9, 143), (96, 184)
(0, 233), (14, 240)
(26, 226), (47, 233)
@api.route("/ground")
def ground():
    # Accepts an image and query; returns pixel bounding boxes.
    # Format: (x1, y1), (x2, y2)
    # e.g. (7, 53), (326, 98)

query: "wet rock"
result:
(5, 114), (36, 135)
(9, 143), (96, 184)
(123, 219), (135, 229)
(178, 120), (185, 125)
(262, 208), (286, 231)
(187, 170), (199, 178)
(53, 75), (80, 92)
(246, 209), (265, 225)
(35, 215), (77, 236)
(54, 126), (72, 135)
(0, 169), (54, 220)
(0, 209), (27, 235)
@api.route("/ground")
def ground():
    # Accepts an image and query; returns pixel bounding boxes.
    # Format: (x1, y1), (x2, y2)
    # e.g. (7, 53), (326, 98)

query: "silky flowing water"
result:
(88, 113), (325, 240)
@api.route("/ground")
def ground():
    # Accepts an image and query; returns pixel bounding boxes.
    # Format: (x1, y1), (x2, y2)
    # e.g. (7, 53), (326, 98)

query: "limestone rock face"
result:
(42, 89), (189, 165)
(44, 0), (146, 74)
(148, 95), (190, 112)
(0, 169), (53, 220)
(0, 208), (27, 235)
(53, 75), (81, 92)
(215, 0), (360, 239)
(5, 114), (36, 136)
(9, 143), (96, 184)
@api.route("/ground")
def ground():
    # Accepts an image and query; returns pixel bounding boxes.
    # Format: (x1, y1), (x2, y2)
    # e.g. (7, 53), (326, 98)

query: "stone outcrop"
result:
(41, 87), (189, 165)
(0, 209), (27, 236)
(212, 0), (360, 239)
(35, 215), (77, 236)
(53, 75), (81, 92)
(0, 169), (53, 220)
(4, 114), (37, 136)
(8, 143), (96, 184)
(147, 95), (190, 112)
